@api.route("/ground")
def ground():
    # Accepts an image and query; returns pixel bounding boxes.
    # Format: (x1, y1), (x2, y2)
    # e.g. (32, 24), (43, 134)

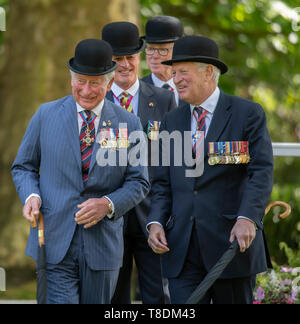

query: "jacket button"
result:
(194, 190), (198, 196)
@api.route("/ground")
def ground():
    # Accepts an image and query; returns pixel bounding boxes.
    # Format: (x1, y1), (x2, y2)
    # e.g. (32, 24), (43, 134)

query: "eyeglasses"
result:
(145, 47), (173, 57)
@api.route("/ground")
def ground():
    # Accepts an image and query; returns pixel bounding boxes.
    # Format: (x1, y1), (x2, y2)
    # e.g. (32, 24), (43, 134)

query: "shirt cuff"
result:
(237, 216), (258, 230)
(25, 194), (42, 208)
(146, 221), (163, 233)
(103, 196), (115, 219)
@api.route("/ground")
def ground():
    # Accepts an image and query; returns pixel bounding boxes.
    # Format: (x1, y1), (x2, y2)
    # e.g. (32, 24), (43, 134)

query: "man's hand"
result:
(75, 198), (110, 229)
(148, 223), (170, 254)
(23, 196), (41, 224)
(229, 218), (256, 253)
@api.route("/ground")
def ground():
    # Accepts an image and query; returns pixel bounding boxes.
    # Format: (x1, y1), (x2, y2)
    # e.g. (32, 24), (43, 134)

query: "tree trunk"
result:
(0, 0), (140, 268)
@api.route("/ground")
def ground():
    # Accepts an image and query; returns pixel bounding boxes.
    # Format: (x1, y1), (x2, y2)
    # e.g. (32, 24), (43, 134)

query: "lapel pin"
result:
(107, 120), (112, 127)
(149, 102), (154, 108)
(103, 121), (107, 127)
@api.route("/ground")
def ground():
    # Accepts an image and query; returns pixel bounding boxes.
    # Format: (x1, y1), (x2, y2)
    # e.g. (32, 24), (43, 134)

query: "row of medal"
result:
(98, 120), (161, 149)
(208, 141), (250, 165)
(99, 127), (129, 149)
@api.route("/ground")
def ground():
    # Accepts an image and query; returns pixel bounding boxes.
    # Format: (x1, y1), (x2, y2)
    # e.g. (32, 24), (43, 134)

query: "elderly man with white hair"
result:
(148, 35), (273, 304)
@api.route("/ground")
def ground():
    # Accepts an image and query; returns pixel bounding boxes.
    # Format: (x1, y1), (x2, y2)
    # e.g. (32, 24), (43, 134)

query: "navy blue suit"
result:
(148, 90), (273, 303)
(107, 80), (177, 303)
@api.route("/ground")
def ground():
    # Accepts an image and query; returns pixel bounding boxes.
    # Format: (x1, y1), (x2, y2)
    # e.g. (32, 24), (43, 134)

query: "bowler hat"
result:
(144, 16), (183, 43)
(102, 22), (146, 56)
(68, 39), (117, 76)
(162, 36), (228, 74)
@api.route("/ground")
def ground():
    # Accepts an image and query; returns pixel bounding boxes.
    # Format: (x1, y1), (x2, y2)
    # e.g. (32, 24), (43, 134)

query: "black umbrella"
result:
(186, 201), (292, 304)
(31, 212), (47, 304)
(186, 240), (239, 304)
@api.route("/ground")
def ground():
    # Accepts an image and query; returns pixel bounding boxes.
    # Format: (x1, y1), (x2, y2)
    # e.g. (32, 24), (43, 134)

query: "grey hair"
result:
(70, 70), (115, 85)
(196, 63), (220, 83)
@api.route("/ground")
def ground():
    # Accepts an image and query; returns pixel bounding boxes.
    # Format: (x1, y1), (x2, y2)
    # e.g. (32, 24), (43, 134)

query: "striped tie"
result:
(80, 110), (96, 187)
(120, 92), (134, 113)
(192, 106), (208, 162)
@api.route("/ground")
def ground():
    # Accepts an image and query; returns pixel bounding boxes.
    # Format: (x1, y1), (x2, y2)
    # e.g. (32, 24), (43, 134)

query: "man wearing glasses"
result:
(142, 16), (183, 106)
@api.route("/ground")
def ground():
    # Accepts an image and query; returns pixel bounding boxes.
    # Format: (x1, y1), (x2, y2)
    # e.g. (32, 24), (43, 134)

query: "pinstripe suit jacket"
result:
(11, 95), (150, 270)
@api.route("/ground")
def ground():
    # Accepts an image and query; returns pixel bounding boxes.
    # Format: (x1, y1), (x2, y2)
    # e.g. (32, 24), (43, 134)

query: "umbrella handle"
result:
(265, 201), (291, 220)
(30, 212), (45, 247)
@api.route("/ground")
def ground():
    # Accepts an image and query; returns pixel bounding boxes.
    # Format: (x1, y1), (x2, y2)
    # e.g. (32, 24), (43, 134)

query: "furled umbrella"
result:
(186, 201), (291, 304)
(31, 212), (47, 304)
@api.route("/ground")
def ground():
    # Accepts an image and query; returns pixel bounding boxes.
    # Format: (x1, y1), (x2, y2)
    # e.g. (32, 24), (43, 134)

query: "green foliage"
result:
(280, 242), (300, 267)
(140, 0), (300, 263)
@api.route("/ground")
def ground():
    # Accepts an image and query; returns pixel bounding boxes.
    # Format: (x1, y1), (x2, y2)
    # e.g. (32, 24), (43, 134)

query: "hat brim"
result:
(68, 59), (118, 76)
(162, 56), (228, 74)
(142, 36), (180, 44)
(112, 38), (146, 56)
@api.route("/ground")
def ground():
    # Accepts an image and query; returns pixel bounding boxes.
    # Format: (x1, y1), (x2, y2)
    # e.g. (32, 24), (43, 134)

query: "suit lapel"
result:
(138, 80), (156, 129)
(61, 96), (82, 171)
(204, 91), (232, 156)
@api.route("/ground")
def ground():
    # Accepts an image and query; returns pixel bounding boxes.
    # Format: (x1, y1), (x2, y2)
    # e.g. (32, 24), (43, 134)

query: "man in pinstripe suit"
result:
(11, 39), (150, 304)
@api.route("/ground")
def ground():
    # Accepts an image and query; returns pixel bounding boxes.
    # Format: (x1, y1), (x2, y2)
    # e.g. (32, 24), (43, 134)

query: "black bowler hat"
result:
(102, 22), (146, 56)
(162, 36), (228, 74)
(68, 39), (117, 76)
(144, 16), (183, 43)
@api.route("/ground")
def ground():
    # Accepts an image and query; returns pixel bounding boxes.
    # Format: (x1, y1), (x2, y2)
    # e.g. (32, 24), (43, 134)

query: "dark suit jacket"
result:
(141, 73), (186, 107)
(148, 90), (274, 279)
(106, 80), (177, 235)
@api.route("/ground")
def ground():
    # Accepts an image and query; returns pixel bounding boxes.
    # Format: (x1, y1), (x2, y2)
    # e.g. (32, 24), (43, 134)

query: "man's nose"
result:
(120, 57), (129, 68)
(81, 83), (92, 95)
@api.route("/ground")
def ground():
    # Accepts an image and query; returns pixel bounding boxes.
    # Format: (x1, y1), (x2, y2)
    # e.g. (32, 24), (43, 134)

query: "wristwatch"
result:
(108, 202), (113, 215)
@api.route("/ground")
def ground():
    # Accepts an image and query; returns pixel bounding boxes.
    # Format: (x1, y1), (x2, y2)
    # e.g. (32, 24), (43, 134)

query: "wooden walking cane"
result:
(265, 201), (291, 220)
(30, 212), (45, 247)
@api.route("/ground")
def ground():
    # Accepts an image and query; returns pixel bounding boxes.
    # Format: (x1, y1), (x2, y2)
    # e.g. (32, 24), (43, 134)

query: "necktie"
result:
(162, 83), (174, 92)
(192, 106), (208, 161)
(79, 110), (96, 186)
(119, 92), (134, 113)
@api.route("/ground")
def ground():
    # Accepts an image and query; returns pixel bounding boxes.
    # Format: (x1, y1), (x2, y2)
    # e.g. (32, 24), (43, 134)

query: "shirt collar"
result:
(111, 78), (140, 97)
(190, 87), (220, 115)
(151, 73), (175, 89)
(76, 99), (104, 118)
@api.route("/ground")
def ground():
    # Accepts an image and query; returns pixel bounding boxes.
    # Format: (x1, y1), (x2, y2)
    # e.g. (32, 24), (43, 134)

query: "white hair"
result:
(70, 70), (115, 85)
(196, 63), (220, 83)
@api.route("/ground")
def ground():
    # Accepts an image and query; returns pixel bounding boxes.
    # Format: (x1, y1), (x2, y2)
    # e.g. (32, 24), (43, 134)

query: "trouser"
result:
(111, 211), (168, 304)
(45, 226), (119, 304)
(168, 224), (256, 304)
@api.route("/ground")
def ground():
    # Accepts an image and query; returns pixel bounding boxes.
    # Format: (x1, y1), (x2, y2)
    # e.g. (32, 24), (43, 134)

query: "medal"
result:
(118, 127), (129, 149)
(147, 121), (161, 141)
(80, 111), (97, 147)
(83, 127), (95, 147)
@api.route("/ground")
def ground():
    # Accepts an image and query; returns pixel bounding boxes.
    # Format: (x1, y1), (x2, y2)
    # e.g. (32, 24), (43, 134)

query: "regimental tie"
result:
(119, 91), (134, 113)
(79, 110), (96, 187)
(162, 83), (174, 92)
(192, 106), (208, 162)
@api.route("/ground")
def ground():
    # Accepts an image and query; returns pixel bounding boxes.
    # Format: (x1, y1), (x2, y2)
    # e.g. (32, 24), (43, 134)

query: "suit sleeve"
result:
(11, 108), (42, 205)
(147, 117), (172, 227)
(238, 104), (274, 229)
(105, 117), (150, 220)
